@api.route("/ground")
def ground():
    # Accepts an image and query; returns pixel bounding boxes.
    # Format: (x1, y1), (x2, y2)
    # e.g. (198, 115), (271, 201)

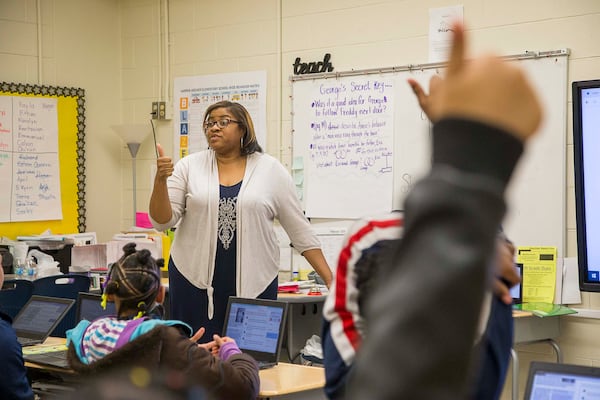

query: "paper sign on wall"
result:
(518, 246), (558, 304)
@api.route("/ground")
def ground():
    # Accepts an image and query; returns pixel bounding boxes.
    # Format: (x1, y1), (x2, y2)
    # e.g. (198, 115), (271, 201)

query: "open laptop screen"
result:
(525, 361), (600, 399)
(222, 297), (288, 366)
(13, 295), (75, 344)
(76, 292), (117, 322)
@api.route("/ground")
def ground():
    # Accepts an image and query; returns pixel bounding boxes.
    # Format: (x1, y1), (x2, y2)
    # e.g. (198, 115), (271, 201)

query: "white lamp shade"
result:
(111, 123), (152, 144)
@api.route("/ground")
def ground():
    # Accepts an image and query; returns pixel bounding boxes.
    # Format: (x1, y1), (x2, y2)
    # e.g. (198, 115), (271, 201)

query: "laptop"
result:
(23, 344), (72, 369)
(23, 292), (117, 369)
(13, 295), (75, 347)
(222, 297), (288, 369)
(524, 361), (600, 399)
(76, 292), (117, 322)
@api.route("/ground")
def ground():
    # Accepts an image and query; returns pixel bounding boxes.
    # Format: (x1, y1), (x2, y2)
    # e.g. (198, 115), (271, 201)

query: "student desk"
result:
(277, 293), (326, 363)
(259, 363), (325, 399)
(510, 310), (562, 400)
(26, 338), (325, 399)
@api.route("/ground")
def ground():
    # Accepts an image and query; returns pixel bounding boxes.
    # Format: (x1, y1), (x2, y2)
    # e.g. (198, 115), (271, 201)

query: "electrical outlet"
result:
(158, 101), (167, 119)
(163, 101), (173, 120)
(151, 102), (159, 120)
(151, 101), (171, 120)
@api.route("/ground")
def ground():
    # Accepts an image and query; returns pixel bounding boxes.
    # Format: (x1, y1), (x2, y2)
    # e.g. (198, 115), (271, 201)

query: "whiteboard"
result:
(292, 51), (568, 257)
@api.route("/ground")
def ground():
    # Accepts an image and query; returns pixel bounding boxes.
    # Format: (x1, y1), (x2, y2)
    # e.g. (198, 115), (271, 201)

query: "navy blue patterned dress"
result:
(168, 181), (277, 342)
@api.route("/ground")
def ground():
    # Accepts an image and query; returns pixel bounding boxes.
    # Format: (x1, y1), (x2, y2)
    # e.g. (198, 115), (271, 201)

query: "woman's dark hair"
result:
(203, 100), (263, 155)
(104, 243), (161, 318)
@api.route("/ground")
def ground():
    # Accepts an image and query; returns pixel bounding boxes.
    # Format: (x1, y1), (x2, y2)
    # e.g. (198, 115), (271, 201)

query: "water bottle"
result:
(14, 258), (26, 279)
(26, 257), (37, 280)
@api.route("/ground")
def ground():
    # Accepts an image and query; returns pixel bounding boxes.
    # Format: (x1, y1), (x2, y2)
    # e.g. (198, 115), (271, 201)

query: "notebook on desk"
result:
(13, 295), (75, 347)
(222, 297), (288, 370)
(524, 361), (600, 399)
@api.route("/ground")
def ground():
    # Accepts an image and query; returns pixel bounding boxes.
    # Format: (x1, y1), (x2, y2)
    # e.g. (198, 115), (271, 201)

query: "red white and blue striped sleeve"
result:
(323, 212), (403, 365)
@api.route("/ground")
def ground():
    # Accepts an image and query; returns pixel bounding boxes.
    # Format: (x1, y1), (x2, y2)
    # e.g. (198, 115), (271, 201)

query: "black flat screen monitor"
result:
(510, 263), (523, 304)
(573, 79), (600, 292)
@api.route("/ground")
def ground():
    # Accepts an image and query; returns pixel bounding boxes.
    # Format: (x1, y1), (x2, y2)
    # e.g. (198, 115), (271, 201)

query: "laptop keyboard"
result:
(18, 337), (41, 347)
(24, 350), (70, 369)
(43, 350), (68, 358)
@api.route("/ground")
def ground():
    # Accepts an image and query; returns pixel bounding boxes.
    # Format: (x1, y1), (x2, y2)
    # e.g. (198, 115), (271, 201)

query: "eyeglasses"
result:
(203, 118), (240, 131)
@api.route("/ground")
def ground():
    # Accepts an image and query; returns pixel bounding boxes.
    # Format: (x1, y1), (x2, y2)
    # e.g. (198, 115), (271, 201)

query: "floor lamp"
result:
(111, 123), (152, 227)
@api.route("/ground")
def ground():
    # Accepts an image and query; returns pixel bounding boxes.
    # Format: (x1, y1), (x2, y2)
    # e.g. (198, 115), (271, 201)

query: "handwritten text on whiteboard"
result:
(297, 77), (395, 218)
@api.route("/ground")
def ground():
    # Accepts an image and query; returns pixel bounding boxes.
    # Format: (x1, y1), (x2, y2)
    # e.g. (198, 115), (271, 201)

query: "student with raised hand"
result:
(0, 253), (34, 400)
(66, 243), (259, 400)
(149, 100), (332, 341)
(410, 69), (522, 400)
(321, 215), (519, 399)
(347, 22), (542, 400)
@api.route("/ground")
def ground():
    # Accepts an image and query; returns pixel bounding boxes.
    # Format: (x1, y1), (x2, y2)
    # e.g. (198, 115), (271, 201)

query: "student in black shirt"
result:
(0, 253), (34, 400)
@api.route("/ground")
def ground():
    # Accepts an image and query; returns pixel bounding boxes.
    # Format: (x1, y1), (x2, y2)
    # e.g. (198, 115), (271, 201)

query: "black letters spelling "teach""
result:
(293, 53), (334, 75)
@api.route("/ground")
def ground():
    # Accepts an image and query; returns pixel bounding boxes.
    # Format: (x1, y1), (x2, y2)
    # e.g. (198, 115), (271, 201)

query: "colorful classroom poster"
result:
(172, 71), (267, 161)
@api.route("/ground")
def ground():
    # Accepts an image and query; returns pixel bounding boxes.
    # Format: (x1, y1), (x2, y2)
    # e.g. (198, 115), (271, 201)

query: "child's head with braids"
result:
(103, 243), (164, 319)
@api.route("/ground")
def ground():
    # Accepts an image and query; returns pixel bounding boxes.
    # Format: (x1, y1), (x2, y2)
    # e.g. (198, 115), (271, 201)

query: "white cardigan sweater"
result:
(150, 150), (320, 318)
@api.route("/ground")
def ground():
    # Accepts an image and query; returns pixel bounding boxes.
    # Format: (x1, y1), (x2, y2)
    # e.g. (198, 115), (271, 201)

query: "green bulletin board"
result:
(0, 82), (86, 239)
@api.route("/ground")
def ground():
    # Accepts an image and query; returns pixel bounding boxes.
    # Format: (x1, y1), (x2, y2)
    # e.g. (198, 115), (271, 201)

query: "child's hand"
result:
(198, 339), (219, 356)
(198, 334), (235, 357)
(190, 327), (205, 343)
(210, 335), (242, 361)
(213, 334), (236, 347)
(409, 22), (542, 142)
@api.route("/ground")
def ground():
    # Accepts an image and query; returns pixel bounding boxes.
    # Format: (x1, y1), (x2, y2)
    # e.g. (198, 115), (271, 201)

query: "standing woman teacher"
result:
(149, 101), (332, 340)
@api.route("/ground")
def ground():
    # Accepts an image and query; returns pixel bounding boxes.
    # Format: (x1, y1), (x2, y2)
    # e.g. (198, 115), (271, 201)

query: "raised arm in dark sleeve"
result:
(347, 118), (524, 400)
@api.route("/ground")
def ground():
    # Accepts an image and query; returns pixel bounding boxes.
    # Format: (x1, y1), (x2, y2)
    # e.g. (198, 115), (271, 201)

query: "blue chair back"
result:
(0, 279), (34, 319)
(32, 274), (91, 337)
